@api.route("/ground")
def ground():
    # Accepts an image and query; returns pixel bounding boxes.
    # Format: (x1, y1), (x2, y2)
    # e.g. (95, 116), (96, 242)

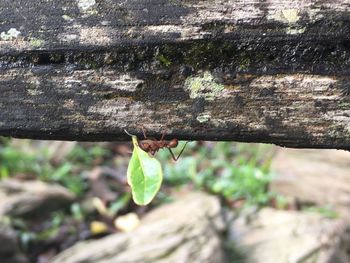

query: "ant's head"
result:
(168, 138), (178, 148)
(139, 141), (151, 151)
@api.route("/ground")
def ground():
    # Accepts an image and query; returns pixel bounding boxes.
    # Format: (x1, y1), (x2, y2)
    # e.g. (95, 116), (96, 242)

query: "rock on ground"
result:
(0, 222), (28, 263)
(270, 148), (350, 217)
(52, 192), (225, 263)
(228, 208), (350, 263)
(0, 179), (75, 218)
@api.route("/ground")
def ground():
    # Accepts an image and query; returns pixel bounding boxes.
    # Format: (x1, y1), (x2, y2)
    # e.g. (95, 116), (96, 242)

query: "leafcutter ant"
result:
(125, 128), (189, 161)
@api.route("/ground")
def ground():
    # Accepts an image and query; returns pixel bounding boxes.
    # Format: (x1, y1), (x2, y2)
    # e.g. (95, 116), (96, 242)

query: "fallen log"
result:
(1, 0), (350, 149)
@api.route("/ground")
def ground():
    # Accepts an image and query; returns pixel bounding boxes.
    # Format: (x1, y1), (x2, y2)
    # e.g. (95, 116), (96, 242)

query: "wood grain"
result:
(1, 0), (350, 149)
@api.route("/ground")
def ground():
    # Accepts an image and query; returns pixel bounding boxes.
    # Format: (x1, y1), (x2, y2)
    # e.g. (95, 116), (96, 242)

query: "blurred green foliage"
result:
(0, 139), (110, 196)
(158, 141), (276, 208)
(68, 145), (110, 165)
(0, 137), (280, 210)
(0, 138), (277, 209)
(0, 137), (338, 259)
(12, 211), (71, 250)
(302, 205), (338, 219)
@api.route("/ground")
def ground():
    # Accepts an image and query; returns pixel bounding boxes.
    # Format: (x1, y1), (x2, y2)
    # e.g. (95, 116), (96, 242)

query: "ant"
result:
(125, 128), (189, 161)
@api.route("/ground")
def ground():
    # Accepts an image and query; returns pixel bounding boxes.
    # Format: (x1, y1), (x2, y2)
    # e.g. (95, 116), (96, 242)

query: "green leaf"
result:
(127, 136), (163, 205)
(109, 193), (132, 216)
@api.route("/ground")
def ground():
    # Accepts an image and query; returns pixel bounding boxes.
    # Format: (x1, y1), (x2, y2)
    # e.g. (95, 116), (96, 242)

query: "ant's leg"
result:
(141, 126), (147, 139)
(160, 127), (172, 141)
(168, 148), (178, 161)
(160, 131), (166, 141)
(141, 127), (159, 141)
(141, 126), (160, 140)
(168, 141), (189, 161)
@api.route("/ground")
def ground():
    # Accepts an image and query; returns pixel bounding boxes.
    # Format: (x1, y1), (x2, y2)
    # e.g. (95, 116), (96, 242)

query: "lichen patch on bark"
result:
(268, 9), (300, 24)
(0, 28), (21, 41)
(77, 0), (96, 13)
(184, 72), (225, 101)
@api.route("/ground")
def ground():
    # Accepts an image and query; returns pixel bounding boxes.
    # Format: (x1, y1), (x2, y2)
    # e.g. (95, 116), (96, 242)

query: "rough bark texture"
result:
(1, 1), (350, 149)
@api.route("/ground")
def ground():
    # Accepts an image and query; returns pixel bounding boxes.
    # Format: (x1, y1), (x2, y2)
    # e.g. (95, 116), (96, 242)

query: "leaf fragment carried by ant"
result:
(127, 136), (163, 206)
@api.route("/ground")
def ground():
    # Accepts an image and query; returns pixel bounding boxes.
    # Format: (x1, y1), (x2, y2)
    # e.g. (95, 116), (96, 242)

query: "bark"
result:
(1, 0), (350, 149)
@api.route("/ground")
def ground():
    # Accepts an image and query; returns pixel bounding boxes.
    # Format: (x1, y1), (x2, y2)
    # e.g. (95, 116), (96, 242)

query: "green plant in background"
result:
(302, 205), (338, 219)
(162, 156), (197, 186)
(0, 139), (111, 196)
(68, 145), (110, 166)
(0, 135), (343, 263)
(158, 141), (275, 208)
(0, 144), (85, 196)
(210, 163), (274, 205)
(108, 193), (132, 216)
(0, 135), (275, 208)
(273, 194), (290, 210)
(13, 211), (77, 251)
(49, 163), (86, 196)
(0, 139), (43, 179)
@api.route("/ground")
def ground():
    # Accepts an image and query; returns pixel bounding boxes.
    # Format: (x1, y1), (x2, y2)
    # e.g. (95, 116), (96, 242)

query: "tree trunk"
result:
(1, 1), (350, 149)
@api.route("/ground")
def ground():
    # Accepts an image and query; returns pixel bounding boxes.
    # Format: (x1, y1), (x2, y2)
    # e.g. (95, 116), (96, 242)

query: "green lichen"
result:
(29, 38), (44, 48)
(77, 0), (97, 15)
(338, 102), (350, 108)
(267, 9), (303, 35)
(78, 0), (95, 10)
(286, 27), (306, 35)
(196, 114), (211, 123)
(0, 28), (21, 40)
(157, 54), (171, 67)
(184, 71), (224, 101)
(27, 82), (42, 96)
(268, 9), (300, 24)
(308, 8), (323, 22)
(62, 15), (74, 21)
